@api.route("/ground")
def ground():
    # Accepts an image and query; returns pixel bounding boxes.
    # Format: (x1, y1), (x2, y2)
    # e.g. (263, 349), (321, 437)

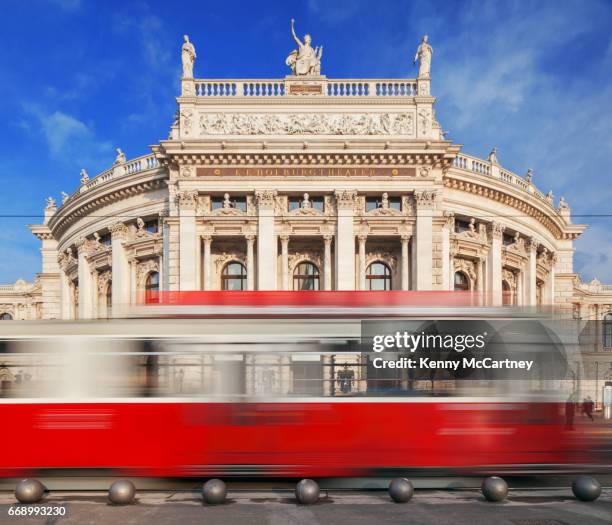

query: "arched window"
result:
(366, 262), (392, 291)
(293, 262), (320, 290)
(604, 313), (612, 348)
(0, 313), (12, 320)
(145, 271), (160, 303)
(222, 262), (247, 291)
(502, 280), (513, 306)
(454, 271), (470, 291)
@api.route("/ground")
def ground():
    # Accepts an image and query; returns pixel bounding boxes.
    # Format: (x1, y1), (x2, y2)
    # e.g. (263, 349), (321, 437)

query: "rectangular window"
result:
(455, 220), (470, 233)
(212, 196), (247, 212)
(288, 195), (324, 212)
(503, 233), (514, 246)
(145, 220), (158, 234)
(99, 233), (112, 246)
(365, 197), (379, 212)
(388, 196), (401, 211)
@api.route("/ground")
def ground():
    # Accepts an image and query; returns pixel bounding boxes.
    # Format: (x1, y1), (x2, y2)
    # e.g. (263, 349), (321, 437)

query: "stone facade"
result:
(1, 39), (611, 403)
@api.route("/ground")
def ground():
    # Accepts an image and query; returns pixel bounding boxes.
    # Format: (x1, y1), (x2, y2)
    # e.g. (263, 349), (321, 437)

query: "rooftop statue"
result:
(114, 147), (126, 165)
(413, 35), (433, 78)
(80, 169), (89, 184)
(286, 19), (323, 76)
(181, 35), (196, 79)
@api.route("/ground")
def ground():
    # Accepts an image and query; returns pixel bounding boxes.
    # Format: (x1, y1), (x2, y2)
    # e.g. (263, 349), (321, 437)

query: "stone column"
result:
(76, 239), (94, 319)
(246, 234), (256, 291)
(441, 212), (454, 291)
(545, 253), (556, 306)
(487, 222), (504, 306)
(109, 222), (130, 315)
(335, 190), (357, 290)
(401, 234), (411, 291)
(280, 234), (290, 291)
(59, 270), (72, 319)
(525, 237), (538, 306)
(202, 234), (212, 290)
(476, 257), (484, 292)
(129, 258), (138, 304)
(414, 191), (435, 290)
(358, 233), (367, 290)
(255, 190), (277, 290)
(177, 190), (199, 290)
(323, 234), (333, 291)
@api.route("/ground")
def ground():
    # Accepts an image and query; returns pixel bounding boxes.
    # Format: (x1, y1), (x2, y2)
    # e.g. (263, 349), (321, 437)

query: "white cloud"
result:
(21, 105), (113, 169)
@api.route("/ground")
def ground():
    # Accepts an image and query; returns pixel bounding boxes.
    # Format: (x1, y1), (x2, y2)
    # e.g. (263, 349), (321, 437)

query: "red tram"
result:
(0, 293), (588, 479)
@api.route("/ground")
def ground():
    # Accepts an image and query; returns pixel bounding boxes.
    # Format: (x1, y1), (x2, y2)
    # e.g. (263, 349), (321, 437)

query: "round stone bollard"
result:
(202, 479), (227, 505)
(108, 480), (136, 505)
(572, 476), (601, 502)
(388, 478), (414, 503)
(295, 479), (320, 505)
(15, 479), (46, 504)
(481, 476), (508, 502)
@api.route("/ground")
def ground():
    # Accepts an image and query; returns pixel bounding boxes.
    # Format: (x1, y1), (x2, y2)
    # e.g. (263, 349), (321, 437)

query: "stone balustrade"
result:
(189, 78), (420, 98)
(59, 154), (160, 206)
(452, 152), (554, 209)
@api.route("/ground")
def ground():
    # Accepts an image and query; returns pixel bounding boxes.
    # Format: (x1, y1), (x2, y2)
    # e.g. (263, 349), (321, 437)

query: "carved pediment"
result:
(367, 207), (402, 216)
(212, 207), (246, 216)
(289, 206), (323, 217)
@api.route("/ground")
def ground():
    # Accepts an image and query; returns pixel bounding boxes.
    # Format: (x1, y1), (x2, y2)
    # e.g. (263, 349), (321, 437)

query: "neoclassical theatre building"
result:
(1, 32), (612, 345)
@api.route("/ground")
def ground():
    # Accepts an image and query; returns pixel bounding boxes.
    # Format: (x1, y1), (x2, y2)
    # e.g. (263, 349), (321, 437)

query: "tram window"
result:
(291, 356), (323, 395)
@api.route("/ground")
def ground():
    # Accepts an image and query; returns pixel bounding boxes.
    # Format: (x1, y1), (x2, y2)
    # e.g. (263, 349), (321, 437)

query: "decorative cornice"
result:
(443, 173), (580, 240)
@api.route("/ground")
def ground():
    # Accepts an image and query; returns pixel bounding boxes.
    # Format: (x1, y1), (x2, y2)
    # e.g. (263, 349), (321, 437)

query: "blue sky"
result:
(1, 0), (611, 283)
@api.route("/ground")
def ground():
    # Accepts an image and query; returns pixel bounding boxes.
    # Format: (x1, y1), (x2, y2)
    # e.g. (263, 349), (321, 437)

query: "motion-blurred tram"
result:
(0, 292), (589, 479)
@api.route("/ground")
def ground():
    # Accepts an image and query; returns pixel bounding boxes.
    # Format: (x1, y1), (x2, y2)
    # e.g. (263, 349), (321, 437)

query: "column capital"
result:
(414, 190), (437, 209)
(255, 190), (277, 210)
(526, 236), (539, 253)
(109, 221), (129, 241)
(245, 233), (256, 243)
(334, 189), (358, 210)
(323, 233), (333, 243)
(400, 233), (411, 242)
(357, 233), (368, 242)
(489, 221), (505, 240)
(202, 234), (213, 243)
(176, 190), (199, 210)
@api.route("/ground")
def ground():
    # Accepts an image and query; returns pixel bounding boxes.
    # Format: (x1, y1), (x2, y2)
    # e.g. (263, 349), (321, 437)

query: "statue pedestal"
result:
(284, 75), (327, 96)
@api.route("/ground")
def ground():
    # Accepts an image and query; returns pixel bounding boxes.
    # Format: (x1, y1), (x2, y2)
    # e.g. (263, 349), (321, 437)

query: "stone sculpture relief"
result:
(199, 112), (415, 136)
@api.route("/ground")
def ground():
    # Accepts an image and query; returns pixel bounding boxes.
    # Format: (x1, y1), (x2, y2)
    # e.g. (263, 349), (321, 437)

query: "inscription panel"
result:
(197, 167), (417, 177)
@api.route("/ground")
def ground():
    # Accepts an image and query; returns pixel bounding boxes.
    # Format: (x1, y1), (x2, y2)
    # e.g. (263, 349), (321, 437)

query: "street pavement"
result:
(0, 488), (611, 525)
